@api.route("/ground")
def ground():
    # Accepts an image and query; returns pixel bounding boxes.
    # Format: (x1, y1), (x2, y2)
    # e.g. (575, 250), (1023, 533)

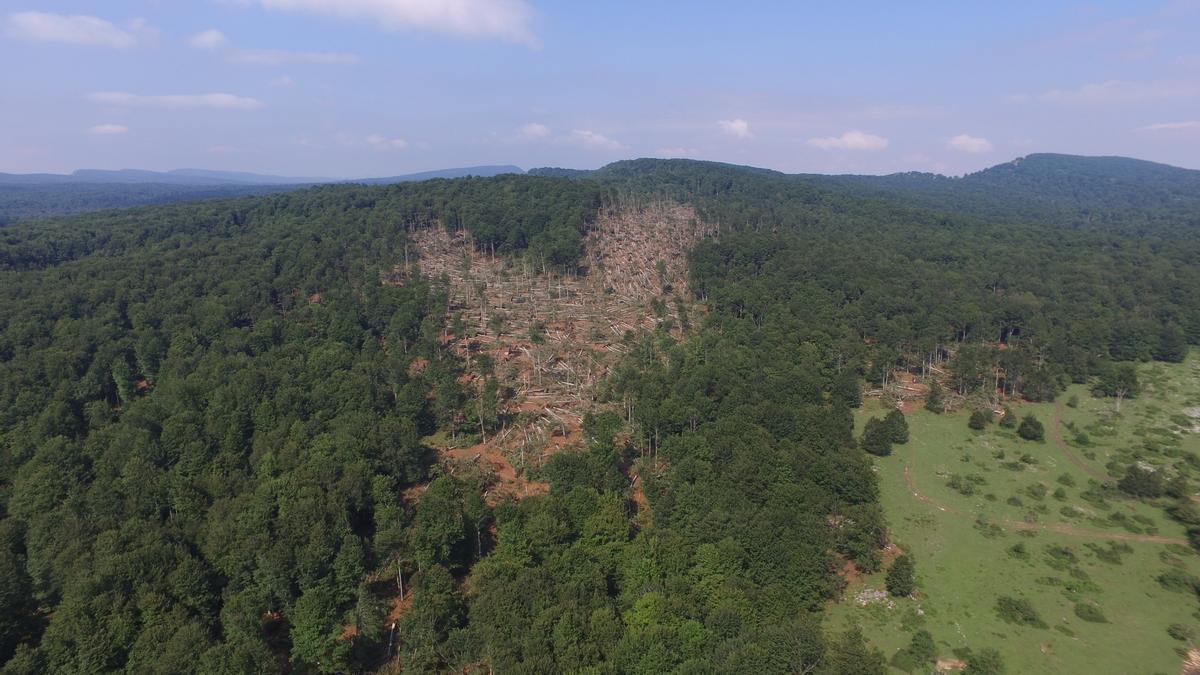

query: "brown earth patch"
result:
(1182, 647), (1200, 675)
(936, 658), (967, 672)
(393, 203), (712, 505)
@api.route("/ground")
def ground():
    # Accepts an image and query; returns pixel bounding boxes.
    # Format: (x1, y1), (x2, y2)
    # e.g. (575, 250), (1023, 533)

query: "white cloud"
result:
(1015, 80), (1200, 104)
(228, 48), (359, 65)
(518, 122), (551, 139)
(807, 130), (889, 151)
(186, 29), (358, 66)
(6, 11), (140, 48)
(566, 129), (625, 151)
(366, 134), (408, 150)
(1137, 120), (1200, 131)
(256, 0), (539, 46)
(87, 92), (265, 111)
(88, 123), (129, 135)
(947, 134), (993, 153)
(717, 118), (752, 139)
(189, 29), (227, 49)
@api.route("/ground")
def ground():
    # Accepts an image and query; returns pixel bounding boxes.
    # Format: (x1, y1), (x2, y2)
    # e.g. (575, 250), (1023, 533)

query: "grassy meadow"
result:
(829, 355), (1200, 674)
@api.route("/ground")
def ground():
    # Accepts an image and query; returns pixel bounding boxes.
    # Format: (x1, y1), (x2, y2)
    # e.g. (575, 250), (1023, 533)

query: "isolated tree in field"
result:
(883, 409), (909, 444)
(1118, 464), (1165, 498)
(969, 410), (991, 430)
(925, 380), (946, 413)
(1017, 414), (1044, 441)
(860, 417), (893, 456)
(886, 554), (916, 597)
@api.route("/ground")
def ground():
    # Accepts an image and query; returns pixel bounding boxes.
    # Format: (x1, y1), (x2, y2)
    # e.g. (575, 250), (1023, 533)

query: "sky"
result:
(2, 1), (1200, 177)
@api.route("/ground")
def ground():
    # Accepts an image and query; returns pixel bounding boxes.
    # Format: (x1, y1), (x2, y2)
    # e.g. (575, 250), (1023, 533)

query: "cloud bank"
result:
(807, 130), (889, 150)
(88, 92), (265, 111)
(718, 118), (752, 139)
(567, 130), (625, 151)
(518, 122), (551, 139)
(1137, 120), (1200, 132)
(229, 49), (360, 65)
(947, 134), (993, 153)
(1016, 80), (1200, 104)
(88, 124), (129, 135)
(256, 0), (539, 46)
(189, 29), (228, 49)
(6, 11), (141, 48)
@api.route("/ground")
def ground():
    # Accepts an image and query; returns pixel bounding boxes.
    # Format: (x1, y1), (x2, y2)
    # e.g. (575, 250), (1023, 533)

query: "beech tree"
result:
(1017, 415), (1045, 441)
(860, 417), (894, 457)
(883, 409), (909, 444)
(886, 554), (916, 597)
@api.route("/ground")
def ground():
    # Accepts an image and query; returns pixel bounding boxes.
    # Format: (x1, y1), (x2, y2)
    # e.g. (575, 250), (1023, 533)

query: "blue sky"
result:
(3, 1), (1199, 177)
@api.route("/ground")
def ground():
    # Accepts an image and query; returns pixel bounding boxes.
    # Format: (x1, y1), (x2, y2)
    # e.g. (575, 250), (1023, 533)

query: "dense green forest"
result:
(1, 157), (1198, 673)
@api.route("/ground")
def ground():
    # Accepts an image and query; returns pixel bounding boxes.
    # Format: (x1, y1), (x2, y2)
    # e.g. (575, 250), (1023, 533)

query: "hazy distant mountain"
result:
(0, 165), (527, 222)
(351, 165), (525, 184)
(0, 168), (320, 186)
(0, 165), (526, 187)
(5, 155), (1197, 228)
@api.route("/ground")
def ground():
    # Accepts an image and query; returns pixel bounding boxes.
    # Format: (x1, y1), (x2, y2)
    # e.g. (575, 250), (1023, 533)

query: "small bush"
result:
(1168, 624), (1196, 642)
(1158, 568), (1200, 593)
(1086, 541), (1132, 565)
(947, 475), (977, 496)
(1007, 542), (1030, 560)
(1060, 506), (1084, 518)
(1119, 465), (1165, 498)
(996, 596), (1047, 628)
(969, 410), (991, 430)
(1074, 602), (1107, 623)
(1044, 545), (1078, 571)
(1057, 473), (1077, 487)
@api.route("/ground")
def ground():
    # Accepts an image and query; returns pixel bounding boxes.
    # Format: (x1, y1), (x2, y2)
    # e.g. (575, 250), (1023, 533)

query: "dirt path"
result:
(1050, 400), (1111, 483)
(901, 455), (1185, 545)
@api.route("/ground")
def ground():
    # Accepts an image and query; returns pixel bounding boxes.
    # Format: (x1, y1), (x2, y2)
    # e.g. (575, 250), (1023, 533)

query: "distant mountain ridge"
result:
(0, 165), (526, 186)
(4, 154), (1198, 228)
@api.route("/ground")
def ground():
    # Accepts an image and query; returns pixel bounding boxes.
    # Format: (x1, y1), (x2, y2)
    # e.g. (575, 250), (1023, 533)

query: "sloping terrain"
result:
(398, 202), (713, 502)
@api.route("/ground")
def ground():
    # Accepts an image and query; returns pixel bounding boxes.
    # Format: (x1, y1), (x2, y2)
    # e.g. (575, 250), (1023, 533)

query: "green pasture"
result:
(829, 355), (1200, 673)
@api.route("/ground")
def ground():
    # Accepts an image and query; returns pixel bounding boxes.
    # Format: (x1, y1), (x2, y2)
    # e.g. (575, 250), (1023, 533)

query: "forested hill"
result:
(0, 159), (1199, 673)
(807, 153), (1200, 229)
(542, 153), (1200, 231)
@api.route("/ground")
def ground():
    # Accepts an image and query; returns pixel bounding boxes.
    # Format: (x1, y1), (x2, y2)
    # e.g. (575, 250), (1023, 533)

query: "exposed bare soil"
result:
(395, 202), (713, 504)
